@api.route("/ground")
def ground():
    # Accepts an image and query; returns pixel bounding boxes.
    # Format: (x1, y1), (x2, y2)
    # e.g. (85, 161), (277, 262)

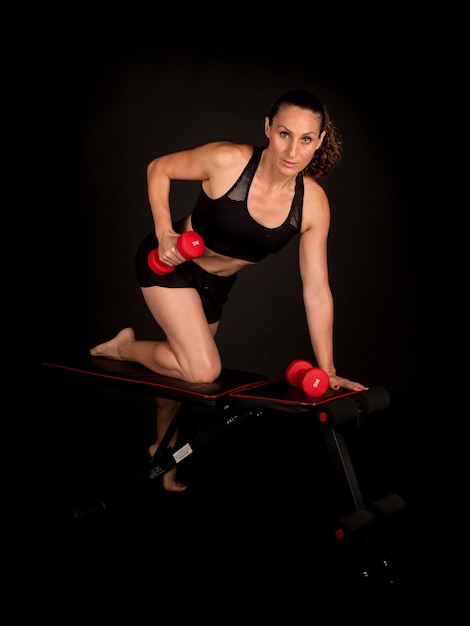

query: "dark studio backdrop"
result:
(39, 28), (428, 405)
(29, 14), (455, 597)
(35, 17), (441, 522)
(35, 29), (432, 520)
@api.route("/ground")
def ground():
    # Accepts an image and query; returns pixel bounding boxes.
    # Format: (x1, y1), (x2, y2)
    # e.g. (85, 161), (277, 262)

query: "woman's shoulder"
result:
(301, 174), (330, 226)
(198, 143), (257, 194)
(302, 173), (328, 200)
(206, 141), (256, 167)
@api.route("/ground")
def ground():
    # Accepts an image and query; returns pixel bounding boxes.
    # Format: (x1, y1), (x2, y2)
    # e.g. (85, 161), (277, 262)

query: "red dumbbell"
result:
(286, 359), (330, 398)
(148, 231), (205, 275)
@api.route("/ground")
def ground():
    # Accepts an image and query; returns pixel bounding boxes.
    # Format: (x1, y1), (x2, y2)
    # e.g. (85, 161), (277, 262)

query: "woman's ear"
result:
(264, 116), (270, 139)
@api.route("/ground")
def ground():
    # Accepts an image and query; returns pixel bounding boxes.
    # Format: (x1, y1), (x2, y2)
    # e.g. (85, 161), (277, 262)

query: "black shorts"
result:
(135, 232), (238, 324)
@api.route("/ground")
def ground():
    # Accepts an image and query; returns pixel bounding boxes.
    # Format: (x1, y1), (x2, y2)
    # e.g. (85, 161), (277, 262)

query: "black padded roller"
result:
(355, 386), (391, 415)
(334, 493), (406, 539)
(369, 494), (406, 519)
(317, 396), (359, 427)
(318, 386), (391, 427)
(334, 509), (376, 538)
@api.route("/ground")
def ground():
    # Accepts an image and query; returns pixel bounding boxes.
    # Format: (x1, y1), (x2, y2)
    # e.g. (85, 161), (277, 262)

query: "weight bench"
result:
(41, 355), (405, 541)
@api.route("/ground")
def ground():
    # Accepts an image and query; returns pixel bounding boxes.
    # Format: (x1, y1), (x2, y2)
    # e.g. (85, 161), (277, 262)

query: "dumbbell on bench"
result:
(285, 359), (330, 397)
(148, 231), (205, 275)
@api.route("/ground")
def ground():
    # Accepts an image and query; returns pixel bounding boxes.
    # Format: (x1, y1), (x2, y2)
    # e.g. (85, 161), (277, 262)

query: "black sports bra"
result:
(190, 146), (304, 263)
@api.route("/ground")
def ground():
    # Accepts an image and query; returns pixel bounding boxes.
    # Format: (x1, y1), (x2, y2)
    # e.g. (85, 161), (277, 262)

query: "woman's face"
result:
(265, 104), (325, 174)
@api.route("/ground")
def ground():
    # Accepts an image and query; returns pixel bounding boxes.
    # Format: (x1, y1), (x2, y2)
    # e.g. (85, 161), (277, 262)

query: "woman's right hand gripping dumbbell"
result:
(148, 231), (205, 275)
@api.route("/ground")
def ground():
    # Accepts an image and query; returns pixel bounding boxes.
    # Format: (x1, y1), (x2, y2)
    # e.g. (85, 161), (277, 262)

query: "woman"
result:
(90, 89), (368, 491)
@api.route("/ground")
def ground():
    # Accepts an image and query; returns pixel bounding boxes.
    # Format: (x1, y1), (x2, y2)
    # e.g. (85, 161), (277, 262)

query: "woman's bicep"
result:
(299, 228), (329, 283)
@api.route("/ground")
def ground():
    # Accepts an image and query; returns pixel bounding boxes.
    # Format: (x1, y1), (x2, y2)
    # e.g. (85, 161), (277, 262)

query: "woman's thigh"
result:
(142, 285), (220, 365)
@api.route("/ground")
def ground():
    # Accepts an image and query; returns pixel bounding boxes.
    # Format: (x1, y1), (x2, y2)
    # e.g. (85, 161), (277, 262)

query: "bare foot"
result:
(90, 327), (136, 360)
(163, 468), (187, 492)
(149, 443), (187, 492)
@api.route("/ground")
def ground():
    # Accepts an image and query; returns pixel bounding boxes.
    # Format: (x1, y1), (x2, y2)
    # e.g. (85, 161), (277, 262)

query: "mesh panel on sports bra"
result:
(226, 149), (261, 202)
(289, 201), (301, 231)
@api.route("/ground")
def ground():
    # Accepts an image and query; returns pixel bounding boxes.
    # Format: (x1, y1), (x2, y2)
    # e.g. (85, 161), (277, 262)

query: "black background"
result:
(38, 22), (432, 400)
(30, 11), (454, 610)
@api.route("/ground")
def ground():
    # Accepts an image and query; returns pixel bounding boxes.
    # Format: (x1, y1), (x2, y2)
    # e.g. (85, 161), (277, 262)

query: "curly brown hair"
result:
(267, 90), (343, 179)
